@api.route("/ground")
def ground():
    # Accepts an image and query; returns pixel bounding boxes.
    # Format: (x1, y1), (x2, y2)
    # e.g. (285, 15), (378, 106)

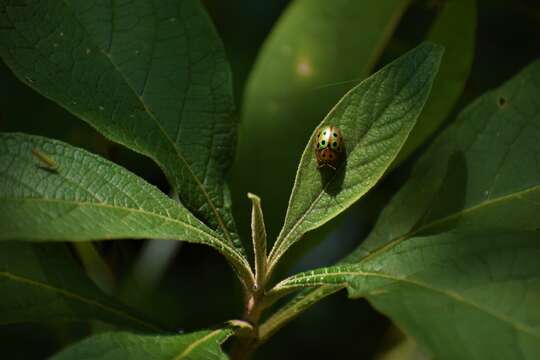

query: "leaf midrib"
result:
(0, 271), (161, 331)
(1, 196), (251, 273)
(52, 0), (234, 244)
(276, 270), (540, 339)
(173, 329), (226, 360)
(1, 196), (219, 242)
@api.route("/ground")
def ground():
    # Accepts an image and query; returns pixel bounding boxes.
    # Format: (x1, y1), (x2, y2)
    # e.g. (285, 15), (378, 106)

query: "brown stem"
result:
(229, 334), (258, 360)
(230, 289), (265, 360)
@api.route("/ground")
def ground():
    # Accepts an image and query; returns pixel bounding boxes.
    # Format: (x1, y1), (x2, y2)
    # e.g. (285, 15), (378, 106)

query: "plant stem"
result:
(229, 193), (271, 360)
(232, 193), (335, 359)
(230, 289), (265, 360)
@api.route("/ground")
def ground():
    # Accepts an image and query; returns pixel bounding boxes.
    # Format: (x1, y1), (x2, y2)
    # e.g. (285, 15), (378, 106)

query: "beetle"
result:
(314, 125), (344, 169)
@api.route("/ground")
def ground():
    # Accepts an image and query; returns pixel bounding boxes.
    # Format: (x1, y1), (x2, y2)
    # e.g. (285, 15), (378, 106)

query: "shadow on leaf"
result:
(320, 152), (347, 197)
(414, 151), (468, 236)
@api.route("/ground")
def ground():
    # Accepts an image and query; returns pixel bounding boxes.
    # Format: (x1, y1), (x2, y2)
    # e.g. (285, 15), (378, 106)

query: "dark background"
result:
(1, 0), (539, 358)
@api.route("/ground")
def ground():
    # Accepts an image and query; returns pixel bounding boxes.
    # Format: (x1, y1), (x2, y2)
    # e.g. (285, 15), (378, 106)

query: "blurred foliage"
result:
(0, 0), (539, 359)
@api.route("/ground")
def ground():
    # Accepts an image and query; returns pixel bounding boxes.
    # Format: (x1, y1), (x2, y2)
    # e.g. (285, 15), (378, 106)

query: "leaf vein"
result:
(0, 271), (161, 331)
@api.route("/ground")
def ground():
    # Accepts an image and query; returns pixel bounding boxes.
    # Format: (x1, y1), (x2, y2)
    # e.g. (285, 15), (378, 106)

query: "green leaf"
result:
(352, 60), (540, 262)
(0, 0), (241, 252)
(273, 231), (540, 359)
(0, 133), (253, 288)
(51, 329), (233, 360)
(247, 193), (267, 288)
(263, 0), (475, 285)
(392, 0), (476, 167)
(0, 241), (162, 331)
(271, 59), (540, 359)
(267, 42), (444, 272)
(233, 0), (411, 241)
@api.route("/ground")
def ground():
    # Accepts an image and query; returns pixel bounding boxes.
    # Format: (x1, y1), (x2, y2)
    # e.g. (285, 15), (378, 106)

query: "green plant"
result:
(1, 1), (539, 359)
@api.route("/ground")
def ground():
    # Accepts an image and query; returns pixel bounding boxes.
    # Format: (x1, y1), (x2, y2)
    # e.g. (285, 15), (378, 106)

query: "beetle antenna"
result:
(310, 78), (364, 91)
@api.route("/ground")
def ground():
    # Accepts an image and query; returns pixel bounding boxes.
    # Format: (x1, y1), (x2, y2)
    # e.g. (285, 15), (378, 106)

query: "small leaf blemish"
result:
(32, 148), (58, 171)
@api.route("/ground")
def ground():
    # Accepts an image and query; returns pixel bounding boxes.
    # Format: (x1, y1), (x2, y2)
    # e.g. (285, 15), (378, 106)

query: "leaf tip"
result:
(419, 41), (445, 65)
(247, 192), (261, 203)
(226, 319), (254, 333)
(420, 40), (445, 53)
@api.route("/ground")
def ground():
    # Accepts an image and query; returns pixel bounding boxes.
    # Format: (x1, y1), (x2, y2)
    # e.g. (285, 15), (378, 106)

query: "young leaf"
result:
(0, 133), (253, 288)
(270, 59), (540, 359)
(248, 193), (267, 288)
(392, 0), (476, 168)
(0, 0), (241, 252)
(235, 0), (412, 243)
(268, 42), (444, 272)
(51, 329), (233, 360)
(0, 242), (162, 331)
